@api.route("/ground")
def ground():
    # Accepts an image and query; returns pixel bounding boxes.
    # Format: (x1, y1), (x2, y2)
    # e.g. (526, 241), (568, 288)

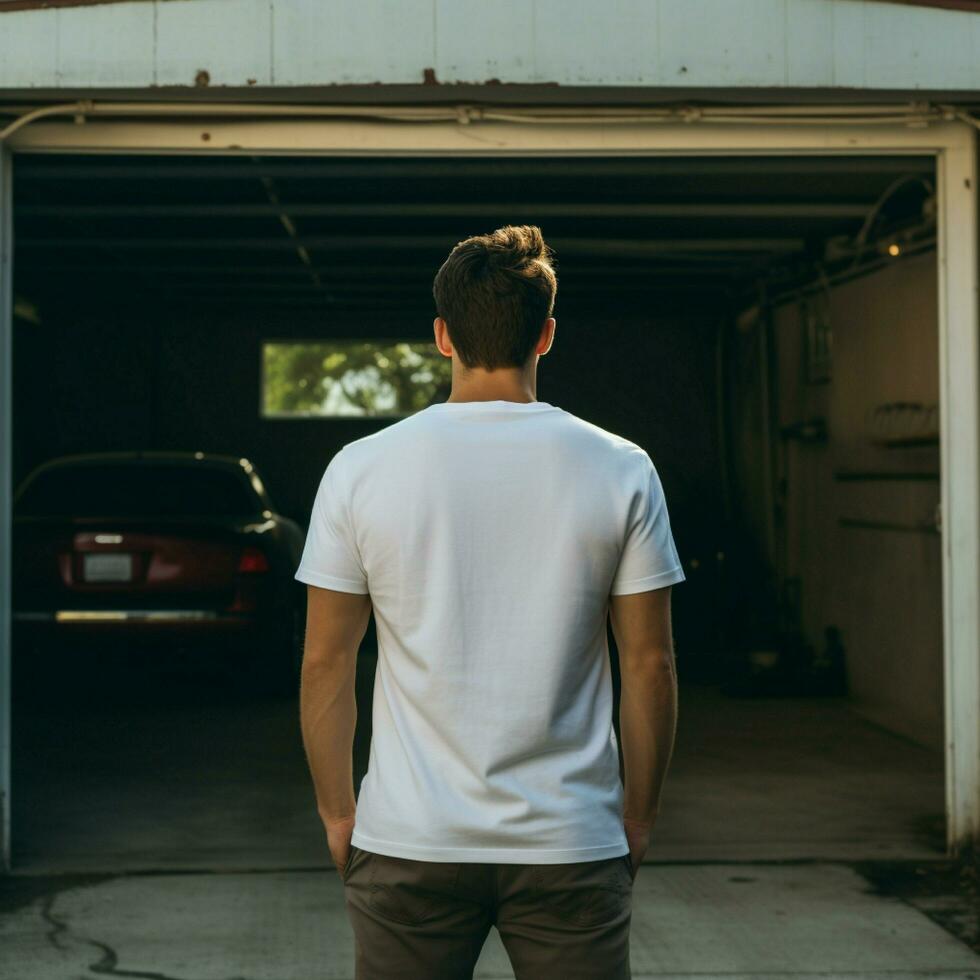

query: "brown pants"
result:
(341, 844), (633, 980)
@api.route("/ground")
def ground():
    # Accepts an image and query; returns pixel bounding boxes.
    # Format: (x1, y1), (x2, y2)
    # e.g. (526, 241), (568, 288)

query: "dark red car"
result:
(11, 451), (307, 693)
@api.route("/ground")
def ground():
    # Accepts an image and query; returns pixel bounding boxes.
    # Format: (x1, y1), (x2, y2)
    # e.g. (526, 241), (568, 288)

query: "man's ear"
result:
(433, 316), (453, 357)
(537, 317), (557, 356)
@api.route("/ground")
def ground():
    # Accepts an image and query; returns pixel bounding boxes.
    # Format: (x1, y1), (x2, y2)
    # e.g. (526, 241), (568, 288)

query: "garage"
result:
(1, 105), (976, 873)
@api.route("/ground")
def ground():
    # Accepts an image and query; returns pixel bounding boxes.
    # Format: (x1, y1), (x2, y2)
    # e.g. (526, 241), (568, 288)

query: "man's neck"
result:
(446, 367), (537, 404)
(445, 392), (537, 404)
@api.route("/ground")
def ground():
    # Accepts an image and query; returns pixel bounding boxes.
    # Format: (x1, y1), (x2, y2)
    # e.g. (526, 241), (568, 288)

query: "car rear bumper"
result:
(16, 609), (252, 623)
(12, 609), (259, 638)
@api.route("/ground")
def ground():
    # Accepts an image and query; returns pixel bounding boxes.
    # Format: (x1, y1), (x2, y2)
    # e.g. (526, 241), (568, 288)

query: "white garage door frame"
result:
(0, 141), (11, 874)
(0, 116), (976, 870)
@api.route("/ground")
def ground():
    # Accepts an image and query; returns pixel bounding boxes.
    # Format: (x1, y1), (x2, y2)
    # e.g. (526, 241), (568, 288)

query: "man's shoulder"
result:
(333, 405), (648, 472)
(556, 409), (649, 462)
(333, 410), (429, 468)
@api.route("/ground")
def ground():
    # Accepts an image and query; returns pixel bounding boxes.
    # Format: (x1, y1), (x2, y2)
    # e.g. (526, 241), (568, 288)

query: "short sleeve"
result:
(610, 452), (686, 595)
(294, 450), (369, 594)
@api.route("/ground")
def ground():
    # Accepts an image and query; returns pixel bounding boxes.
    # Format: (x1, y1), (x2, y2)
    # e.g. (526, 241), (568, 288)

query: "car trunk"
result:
(12, 515), (267, 612)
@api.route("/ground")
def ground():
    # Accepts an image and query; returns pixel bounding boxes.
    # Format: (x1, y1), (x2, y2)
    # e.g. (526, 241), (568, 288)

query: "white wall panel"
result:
(54, 4), (156, 88)
(0, 12), (58, 89)
(533, 0), (659, 86)
(862, 4), (975, 90)
(271, 1), (433, 87)
(155, 0), (273, 88)
(656, 0), (789, 87)
(434, 0), (537, 84)
(831, 2), (869, 87)
(785, 0), (835, 88)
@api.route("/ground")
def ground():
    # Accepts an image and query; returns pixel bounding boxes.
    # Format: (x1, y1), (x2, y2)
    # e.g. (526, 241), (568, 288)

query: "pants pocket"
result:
(367, 854), (461, 926)
(341, 844), (361, 884)
(531, 857), (632, 928)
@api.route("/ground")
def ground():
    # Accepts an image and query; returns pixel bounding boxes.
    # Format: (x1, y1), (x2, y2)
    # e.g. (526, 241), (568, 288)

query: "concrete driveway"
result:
(3, 645), (973, 978)
(3, 861), (980, 979)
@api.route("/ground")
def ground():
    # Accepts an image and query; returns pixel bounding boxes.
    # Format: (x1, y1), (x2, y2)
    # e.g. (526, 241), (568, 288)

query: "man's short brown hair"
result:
(432, 225), (557, 370)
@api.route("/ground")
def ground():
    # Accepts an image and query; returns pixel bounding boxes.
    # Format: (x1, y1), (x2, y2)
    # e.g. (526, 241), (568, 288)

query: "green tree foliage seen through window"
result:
(262, 341), (452, 417)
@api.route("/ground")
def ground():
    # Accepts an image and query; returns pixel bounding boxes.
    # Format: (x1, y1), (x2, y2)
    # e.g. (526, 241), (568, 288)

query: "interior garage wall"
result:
(12, 302), (723, 583)
(760, 251), (942, 749)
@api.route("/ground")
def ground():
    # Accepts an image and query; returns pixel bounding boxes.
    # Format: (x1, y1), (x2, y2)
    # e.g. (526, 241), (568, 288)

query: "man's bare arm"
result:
(609, 586), (678, 859)
(299, 584), (372, 836)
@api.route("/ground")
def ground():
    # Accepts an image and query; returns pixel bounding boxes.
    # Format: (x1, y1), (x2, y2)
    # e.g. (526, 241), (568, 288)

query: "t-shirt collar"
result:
(425, 399), (557, 412)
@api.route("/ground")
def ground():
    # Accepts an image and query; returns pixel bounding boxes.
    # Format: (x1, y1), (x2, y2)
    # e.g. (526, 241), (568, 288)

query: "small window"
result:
(261, 340), (452, 419)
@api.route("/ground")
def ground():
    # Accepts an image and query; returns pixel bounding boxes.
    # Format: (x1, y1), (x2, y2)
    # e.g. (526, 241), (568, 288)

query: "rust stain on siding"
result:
(420, 67), (558, 87)
(861, 0), (980, 9)
(0, 0), (155, 11)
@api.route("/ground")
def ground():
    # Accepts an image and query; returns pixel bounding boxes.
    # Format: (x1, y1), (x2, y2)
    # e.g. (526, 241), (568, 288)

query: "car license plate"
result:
(83, 552), (134, 583)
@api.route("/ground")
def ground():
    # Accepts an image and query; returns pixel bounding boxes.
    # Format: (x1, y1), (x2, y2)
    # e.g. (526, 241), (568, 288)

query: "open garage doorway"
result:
(0, 140), (975, 872)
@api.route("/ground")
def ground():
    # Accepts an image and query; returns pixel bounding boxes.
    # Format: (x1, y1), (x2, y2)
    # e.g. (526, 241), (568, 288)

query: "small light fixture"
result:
(887, 242), (901, 257)
(13, 296), (40, 325)
(735, 304), (760, 333)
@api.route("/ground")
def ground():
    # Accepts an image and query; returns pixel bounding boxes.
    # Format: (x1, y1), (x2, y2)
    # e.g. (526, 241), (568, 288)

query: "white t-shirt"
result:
(295, 398), (685, 864)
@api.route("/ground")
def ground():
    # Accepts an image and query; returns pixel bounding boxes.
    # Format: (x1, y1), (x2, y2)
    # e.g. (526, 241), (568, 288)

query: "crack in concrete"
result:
(40, 889), (259, 980)
(40, 892), (71, 952)
(85, 935), (254, 980)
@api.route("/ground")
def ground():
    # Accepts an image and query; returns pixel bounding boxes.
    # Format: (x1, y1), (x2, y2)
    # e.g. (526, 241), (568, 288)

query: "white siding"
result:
(0, 0), (977, 92)
(271, 2), (434, 87)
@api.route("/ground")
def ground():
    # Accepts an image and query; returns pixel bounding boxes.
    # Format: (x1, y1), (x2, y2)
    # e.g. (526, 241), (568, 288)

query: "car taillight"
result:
(237, 547), (270, 573)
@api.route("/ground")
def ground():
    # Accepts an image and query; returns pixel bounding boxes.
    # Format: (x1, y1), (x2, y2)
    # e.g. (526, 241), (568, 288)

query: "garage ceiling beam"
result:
(253, 169), (323, 292)
(17, 202), (869, 219)
(144, 292), (722, 309)
(17, 262), (745, 275)
(27, 275), (738, 288)
(150, 275), (732, 293)
(22, 277), (743, 297)
(16, 235), (807, 254)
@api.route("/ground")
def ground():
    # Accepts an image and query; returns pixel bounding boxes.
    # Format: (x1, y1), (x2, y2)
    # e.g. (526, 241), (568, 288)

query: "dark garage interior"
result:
(8, 153), (945, 870)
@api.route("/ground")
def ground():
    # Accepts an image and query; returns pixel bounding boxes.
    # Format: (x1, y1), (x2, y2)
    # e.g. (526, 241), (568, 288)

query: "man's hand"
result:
(624, 816), (653, 882)
(325, 813), (356, 878)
